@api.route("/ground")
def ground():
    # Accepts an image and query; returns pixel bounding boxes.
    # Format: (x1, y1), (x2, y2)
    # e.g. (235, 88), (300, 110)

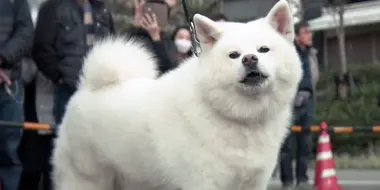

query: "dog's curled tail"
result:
(79, 37), (157, 91)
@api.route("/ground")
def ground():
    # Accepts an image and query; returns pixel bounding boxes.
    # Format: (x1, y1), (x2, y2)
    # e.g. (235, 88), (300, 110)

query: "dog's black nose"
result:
(242, 54), (258, 67)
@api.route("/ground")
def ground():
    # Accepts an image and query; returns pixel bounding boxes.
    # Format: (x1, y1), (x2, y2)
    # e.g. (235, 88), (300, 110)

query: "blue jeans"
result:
(279, 99), (313, 186)
(53, 83), (74, 125)
(0, 80), (24, 190)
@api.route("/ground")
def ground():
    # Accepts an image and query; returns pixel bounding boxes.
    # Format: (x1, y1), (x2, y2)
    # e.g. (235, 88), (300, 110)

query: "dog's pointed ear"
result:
(265, 0), (295, 42)
(193, 14), (222, 48)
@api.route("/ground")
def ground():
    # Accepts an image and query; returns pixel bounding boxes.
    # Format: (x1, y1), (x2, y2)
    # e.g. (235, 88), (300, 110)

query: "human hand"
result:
(133, 0), (145, 27)
(294, 91), (310, 107)
(0, 70), (11, 86)
(141, 12), (161, 41)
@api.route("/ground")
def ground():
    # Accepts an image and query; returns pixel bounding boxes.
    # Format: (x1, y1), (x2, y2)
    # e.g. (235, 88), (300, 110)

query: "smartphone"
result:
(143, 2), (169, 27)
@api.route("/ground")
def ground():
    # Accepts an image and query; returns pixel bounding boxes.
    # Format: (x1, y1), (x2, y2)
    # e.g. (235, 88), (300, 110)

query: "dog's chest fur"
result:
(149, 99), (290, 190)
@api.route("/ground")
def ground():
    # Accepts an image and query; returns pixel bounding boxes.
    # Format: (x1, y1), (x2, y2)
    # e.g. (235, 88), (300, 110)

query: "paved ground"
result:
(268, 169), (380, 189)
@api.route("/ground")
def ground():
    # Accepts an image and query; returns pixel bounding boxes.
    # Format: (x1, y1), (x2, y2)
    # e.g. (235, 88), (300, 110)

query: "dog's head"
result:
(194, 0), (302, 120)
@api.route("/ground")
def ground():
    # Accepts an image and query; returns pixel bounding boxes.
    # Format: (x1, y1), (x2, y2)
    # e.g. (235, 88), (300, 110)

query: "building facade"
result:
(309, 0), (380, 68)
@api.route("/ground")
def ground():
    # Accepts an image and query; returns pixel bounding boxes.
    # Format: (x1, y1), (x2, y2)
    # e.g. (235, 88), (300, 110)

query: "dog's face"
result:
(193, 0), (302, 121)
(194, 0), (302, 97)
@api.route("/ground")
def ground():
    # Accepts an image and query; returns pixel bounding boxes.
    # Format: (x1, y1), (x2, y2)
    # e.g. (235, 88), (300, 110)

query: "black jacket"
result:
(127, 27), (177, 75)
(0, 0), (34, 80)
(32, 0), (115, 92)
(295, 43), (313, 94)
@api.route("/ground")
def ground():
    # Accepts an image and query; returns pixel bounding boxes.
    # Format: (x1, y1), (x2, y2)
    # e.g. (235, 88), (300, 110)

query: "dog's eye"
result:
(258, 46), (270, 53)
(228, 51), (241, 59)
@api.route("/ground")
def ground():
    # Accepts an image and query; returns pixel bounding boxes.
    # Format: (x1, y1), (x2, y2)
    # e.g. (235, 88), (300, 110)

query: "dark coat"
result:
(295, 43), (313, 94)
(19, 79), (54, 173)
(0, 0), (34, 80)
(294, 43), (314, 125)
(32, 0), (115, 92)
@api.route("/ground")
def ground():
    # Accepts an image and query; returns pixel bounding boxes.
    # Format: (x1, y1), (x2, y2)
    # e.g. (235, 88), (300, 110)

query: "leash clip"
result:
(182, 0), (201, 57)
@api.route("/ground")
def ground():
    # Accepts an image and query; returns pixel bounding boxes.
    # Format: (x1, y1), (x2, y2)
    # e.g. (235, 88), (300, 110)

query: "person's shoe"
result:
(296, 181), (313, 190)
(282, 184), (294, 190)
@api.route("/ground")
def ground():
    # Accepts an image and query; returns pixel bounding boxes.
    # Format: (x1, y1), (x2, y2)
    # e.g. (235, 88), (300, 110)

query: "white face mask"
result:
(174, 39), (192, 54)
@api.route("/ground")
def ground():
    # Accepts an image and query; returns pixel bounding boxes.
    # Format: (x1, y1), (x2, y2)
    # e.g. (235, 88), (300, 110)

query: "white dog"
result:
(52, 0), (302, 189)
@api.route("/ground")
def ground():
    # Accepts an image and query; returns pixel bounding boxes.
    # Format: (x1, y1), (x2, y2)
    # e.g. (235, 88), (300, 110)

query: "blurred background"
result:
(3, 0), (376, 189)
(24, 0), (380, 176)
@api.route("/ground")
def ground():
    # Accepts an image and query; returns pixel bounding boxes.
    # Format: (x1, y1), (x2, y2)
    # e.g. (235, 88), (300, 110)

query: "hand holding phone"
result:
(141, 12), (161, 41)
(142, 2), (169, 28)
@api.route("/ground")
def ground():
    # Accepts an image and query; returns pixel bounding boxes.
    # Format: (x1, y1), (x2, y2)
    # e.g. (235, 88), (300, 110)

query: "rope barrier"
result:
(0, 121), (380, 134)
(291, 125), (380, 133)
(0, 121), (51, 131)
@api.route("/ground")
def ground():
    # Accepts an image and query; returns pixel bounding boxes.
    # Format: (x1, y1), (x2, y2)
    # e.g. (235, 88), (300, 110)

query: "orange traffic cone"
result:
(314, 121), (342, 190)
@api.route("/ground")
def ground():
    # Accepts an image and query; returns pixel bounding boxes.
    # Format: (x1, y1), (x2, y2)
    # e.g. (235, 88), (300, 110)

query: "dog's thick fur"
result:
(52, 1), (302, 189)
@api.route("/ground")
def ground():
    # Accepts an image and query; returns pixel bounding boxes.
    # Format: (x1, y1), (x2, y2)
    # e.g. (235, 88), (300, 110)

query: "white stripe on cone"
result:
(321, 168), (336, 178)
(316, 151), (333, 160)
(318, 135), (330, 143)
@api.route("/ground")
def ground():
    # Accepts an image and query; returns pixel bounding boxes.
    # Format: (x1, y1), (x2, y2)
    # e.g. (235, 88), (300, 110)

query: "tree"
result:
(327, 0), (361, 100)
(170, 0), (221, 25)
(327, 0), (352, 99)
(106, 0), (133, 15)
(104, 0), (134, 33)
(288, 0), (304, 23)
(328, 0), (348, 74)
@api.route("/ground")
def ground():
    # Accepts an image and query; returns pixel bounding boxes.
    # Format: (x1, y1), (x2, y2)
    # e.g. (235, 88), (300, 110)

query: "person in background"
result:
(279, 21), (315, 190)
(31, 0), (114, 188)
(0, 0), (34, 189)
(128, 0), (177, 75)
(18, 1), (57, 189)
(19, 67), (56, 190)
(309, 47), (319, 110)
(171, 26), (192, 63)
(210, 13), (229, 22)
(33, 0), (115, 124)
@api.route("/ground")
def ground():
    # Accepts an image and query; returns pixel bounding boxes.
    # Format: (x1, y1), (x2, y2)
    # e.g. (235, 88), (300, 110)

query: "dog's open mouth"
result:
(240, 70), (268, 85)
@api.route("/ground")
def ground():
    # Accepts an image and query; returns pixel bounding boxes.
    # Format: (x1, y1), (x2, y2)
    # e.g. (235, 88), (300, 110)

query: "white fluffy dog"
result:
(52, 0), (302, 189)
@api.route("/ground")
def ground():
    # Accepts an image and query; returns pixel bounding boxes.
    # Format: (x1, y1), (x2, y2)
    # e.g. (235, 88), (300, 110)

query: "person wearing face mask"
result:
(171, 26), (193, 62)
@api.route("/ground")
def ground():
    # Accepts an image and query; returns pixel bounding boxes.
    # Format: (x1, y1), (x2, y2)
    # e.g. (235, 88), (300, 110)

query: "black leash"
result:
(181, 0), (201, 57)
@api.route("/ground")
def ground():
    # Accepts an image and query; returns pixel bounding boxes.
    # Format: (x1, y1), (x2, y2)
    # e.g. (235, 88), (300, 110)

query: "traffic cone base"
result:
(314, 122), (342, 190)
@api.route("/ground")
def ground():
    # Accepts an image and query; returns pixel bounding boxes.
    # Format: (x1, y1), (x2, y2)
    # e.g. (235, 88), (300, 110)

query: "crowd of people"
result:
(0, 0), (319, 190)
